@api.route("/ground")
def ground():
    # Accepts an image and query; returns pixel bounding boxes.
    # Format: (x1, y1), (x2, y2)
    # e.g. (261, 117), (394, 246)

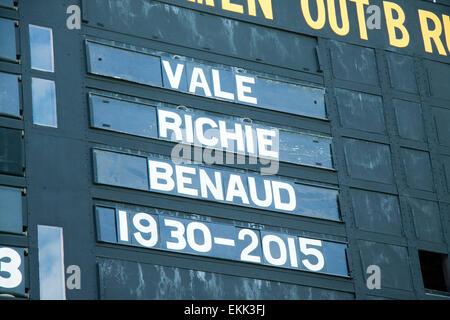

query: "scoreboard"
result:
(0, 0), (449, 300)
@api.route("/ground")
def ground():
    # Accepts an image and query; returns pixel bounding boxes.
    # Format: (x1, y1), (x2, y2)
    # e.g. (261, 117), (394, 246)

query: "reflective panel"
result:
(0, 72), (20, 118)
(161, 58), (326, 118)
(254, 77), (325, 119)
(89, 97), (332, 169)
(86, 41), (326, 119)
(96, 205), (349, 277)
(86, 41), (162, 87)
(93, 149), (149, 190)
(37, 225), (66, 300)
(157, 105), (277, 159)
(89, 94), (158, 139)
(279, 130), (332, 168)
(95, 207), (117, 243)
(322, 242), (349, 277)
(0, 18), (17, 62)
(31, 78), (57, 127)
(0, 186), (22, 234)
(294, 183), (340, 221)
(29, 25), (54, 72)
(0, 127), (23, 176)
(93, 149), (340, 221)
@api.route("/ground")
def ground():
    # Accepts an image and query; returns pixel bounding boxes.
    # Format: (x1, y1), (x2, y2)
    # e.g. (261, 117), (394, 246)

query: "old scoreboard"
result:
(0, 0), (449, 300)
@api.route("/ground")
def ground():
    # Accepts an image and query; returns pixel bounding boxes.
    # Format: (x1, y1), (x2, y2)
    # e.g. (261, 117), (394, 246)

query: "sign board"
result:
(96, 206), (349, 277)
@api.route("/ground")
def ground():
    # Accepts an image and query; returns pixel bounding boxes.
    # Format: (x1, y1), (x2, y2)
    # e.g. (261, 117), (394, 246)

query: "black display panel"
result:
(89, 93), (333, 169)
(96, 206), (349, 277)
(0, 127), (23, 176)
(0, 18), (16, 62)
(92, 148), (341, 221)
(86, 40), (326, 119)
(0, 72), (20, 118)
(0, 186), (22, 235)
(97, 258), (354, 300)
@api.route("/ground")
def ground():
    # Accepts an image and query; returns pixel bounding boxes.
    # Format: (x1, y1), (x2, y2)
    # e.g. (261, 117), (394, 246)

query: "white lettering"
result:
(148, 160), (175, 192)
(225, 174), (250, 204)
(162, 61), (185, 89)
(212, 69), (235, 100)
(236, 75), (257, 104)
(199, 169), (224, 200)
(272, 181), (296, 211)
(219, 121), (245, 152)
(184, 114), (194, 144)
(248, 177), (272, 207)
(196, 117), (219, 147)
(158, 109), (183, 141)
(175, 165), (198, 196)
(257, 128), (278, 159)
(189, 67), (212, 97)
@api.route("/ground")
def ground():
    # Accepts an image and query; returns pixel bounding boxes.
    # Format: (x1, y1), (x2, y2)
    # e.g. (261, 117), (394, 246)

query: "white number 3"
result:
(0, 248), (23, 289)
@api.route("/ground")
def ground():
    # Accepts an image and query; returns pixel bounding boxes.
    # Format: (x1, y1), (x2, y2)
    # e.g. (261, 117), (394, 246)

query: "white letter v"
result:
(162, 60), (184, 89)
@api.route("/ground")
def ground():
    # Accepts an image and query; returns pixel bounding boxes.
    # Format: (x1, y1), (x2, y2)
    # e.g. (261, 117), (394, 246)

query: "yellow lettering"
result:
(349, 0), (369, 40)
(301, 0), (326, 30)
(418, 10), (447, 56)
(383, 1), (410, 48)
(327, 0), (350, 36)
(222, 0), (244, 14)
(248, 0), (273, 20)
(444, 15), (450, 53)
(418, 10), (447, 55)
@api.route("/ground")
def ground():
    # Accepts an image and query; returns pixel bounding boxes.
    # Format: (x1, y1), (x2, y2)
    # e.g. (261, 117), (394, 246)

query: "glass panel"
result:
(95, 205), (349, 277)
(37, 225), (66, 300)
(0, 127), (22, 176)
(86, 41), (162, 87)
(322, 242), (349, 277)
(31, 77), (57, 127)
(93, 149), (340, 221)
(294, 183), (340, 221)
(0, 186), (22, 234)
(254, 77), (326, 119)
(91, 100), (332, 168)
(96, 207), (117, 243)
(280, 130), (332, 168)
(163, 60), (325, 118)
(29, 25), (54, 72)
(0, 18), (17, 62)
(86, 41), (326, 119)
(93, 149), (149, 190)
(0, 72), (20, 118)
(89, 94), (158, 138)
